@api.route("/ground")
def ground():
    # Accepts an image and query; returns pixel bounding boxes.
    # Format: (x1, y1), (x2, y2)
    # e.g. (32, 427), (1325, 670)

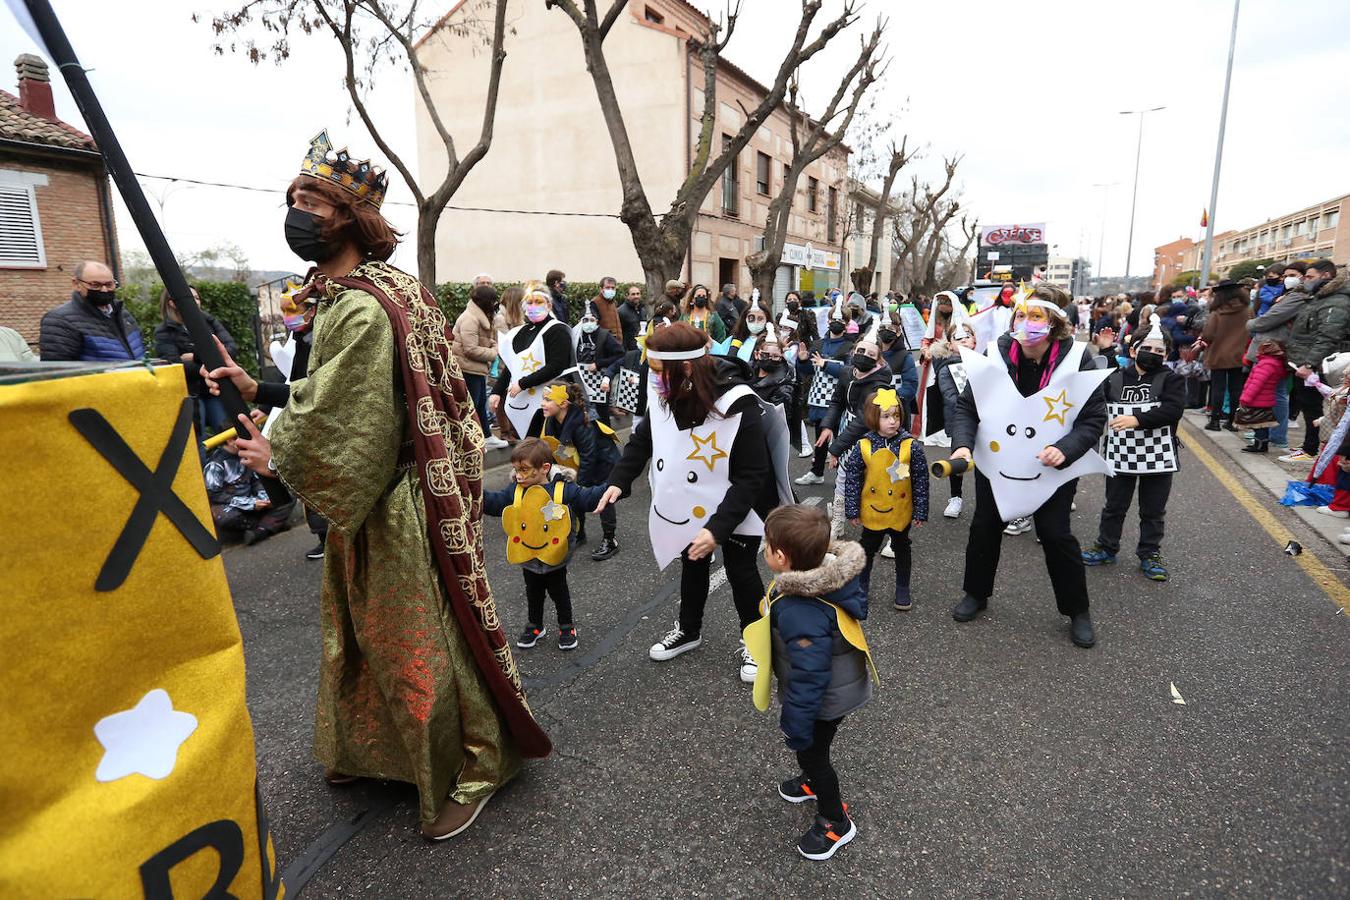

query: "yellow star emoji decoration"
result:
(519, 351), (543, 374)
(1042, 389), (1075, 426)
(544, 383), (569, 404)
(686, 430), (728, 472)
(886, 455), (908, 483)
(540, 499), (568, 521)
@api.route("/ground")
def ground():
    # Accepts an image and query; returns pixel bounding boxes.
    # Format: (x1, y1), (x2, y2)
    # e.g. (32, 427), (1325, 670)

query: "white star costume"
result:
(497, 319), (578, 438)
(960, 341), (1112, 521)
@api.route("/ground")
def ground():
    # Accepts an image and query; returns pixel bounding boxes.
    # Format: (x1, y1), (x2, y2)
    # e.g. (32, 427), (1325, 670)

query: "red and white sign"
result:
(980, 223), (1046, 245)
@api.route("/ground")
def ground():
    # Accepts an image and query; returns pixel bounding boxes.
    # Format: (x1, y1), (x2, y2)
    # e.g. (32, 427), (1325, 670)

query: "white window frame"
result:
(0, 181), (47, 269)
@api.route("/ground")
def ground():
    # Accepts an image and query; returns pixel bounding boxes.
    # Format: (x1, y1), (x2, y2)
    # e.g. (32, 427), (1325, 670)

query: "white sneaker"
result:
(649, 623), (702, 660)
(944, 496), (963, 518)
(1004, 517), (1033, 536)
(483, 435), (508, 450)
(1279, 450), (1314, 463)
(1316, 505), (1350, 519)
(798, 446), (814, 459)
(737, 641), (757, 684)
(880, 537), (895, 558)
(795, 471), (825, 485)
(1338, 531), (1350, 545)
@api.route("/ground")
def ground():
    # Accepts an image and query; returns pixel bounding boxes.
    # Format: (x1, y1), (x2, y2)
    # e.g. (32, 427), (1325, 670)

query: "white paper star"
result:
(540, 499), (567, 521)
(886, 455), (908, 483)
(94, 689), (198, 782)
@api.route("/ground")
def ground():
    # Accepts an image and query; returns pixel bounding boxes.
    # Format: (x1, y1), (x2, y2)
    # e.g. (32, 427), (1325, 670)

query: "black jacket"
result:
(716, 294), (743, 333)
(608, 372), (776, 545)
(617, 301), (646, 353)
(950, 334), (1108, 469)
(154, 315), (237, 397)
(530, 404), (619, 487)
(824, 363), (897, 457)
(575, 326), (623, 373)
(493, 319), (576, 396)
(751, 362), (795, 409)
(1104, 367), (1186, 430)
(39, 291), (145, 362)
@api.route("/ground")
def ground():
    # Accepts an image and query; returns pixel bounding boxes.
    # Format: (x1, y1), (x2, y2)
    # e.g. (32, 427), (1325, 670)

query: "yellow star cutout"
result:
(686, 431), (728, 472)
(1043, 389), (1074, 426)
(519, 351), (543, 374)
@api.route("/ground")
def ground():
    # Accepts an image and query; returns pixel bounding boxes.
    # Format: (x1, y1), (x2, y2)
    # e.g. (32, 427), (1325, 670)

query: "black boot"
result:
(1223, 417), (1239, 432)
(1241, 439), (1269, 454)
(590, 536), (619, 561)
(952, 594), (987, 622)
(1204, 412), (1222, 432)
(1070, 612), (1096, 648)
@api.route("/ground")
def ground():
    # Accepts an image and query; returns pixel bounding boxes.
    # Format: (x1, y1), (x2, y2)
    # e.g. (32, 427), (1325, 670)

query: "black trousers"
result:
(306, 504), (329, 541)
(576, 501), (617, 540)
(1097, 472), (1172, 559)
(787, 379), (805, 453)
(1297, 384), (1324, 456)
(949, 472), (964, 499)
(925, 382), (945, 435)
(811, 423), (831, 476)
(1209, 367), (1244, 422)
(859, 526), (912, 609)
(679, 534), (763, 635)
(796, 716), (846, 822)
(962, 471), (1089, 616)
(523, 567), (573, 627)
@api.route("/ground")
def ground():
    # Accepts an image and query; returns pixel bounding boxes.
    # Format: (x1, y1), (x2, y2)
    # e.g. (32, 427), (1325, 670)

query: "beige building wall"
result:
(1207, 193), (1349, 277)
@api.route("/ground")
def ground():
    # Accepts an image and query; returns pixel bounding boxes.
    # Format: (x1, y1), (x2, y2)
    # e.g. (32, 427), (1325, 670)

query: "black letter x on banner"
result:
(70, 399), (221, 592)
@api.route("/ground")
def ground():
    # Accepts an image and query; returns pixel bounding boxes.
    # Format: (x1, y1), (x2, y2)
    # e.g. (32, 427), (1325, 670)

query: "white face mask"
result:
(602, 288), (616, 300)
(747, 321), (766, 334)
(1284, 275), (1302, 291)
(580, 320), (598, 334)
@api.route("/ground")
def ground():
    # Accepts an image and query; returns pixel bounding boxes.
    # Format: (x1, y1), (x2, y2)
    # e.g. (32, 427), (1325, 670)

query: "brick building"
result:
(1, 53), (119, 351)
(1151, 236), (1197, 289)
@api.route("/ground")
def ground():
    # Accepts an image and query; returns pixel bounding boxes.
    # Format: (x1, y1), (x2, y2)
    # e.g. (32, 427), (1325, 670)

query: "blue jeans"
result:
(463, 373), (489, 435)
(1271, 376), (1290, 446)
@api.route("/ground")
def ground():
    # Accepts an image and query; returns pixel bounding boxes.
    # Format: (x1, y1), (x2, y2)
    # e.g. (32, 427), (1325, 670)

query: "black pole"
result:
(24, 0), (289, 504)
(23, 0), (246, 433)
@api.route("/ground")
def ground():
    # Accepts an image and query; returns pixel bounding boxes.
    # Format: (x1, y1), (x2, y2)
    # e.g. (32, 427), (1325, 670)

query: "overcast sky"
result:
(4, 0), (1348, 281)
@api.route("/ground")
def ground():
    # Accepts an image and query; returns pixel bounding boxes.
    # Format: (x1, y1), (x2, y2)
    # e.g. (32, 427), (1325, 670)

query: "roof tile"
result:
(0, 89), (95, 151)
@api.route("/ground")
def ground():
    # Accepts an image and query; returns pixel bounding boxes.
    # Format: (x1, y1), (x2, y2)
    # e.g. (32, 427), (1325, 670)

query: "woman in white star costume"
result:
(597, 323), (782, 683)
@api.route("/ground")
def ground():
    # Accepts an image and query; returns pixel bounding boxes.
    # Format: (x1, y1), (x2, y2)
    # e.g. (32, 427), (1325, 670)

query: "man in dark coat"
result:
(39, 260), (144, 362)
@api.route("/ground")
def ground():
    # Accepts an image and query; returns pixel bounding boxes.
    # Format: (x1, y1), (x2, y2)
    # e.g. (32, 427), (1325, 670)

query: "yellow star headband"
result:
(544, 384), (570, 404)
(1013, 285), (1067, 319)
(872, 388), (900, 410)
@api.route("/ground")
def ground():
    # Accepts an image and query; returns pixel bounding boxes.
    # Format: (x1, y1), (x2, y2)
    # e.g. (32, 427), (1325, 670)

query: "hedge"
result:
(117, 280), (260, 377)
(433, 281), (610, 326)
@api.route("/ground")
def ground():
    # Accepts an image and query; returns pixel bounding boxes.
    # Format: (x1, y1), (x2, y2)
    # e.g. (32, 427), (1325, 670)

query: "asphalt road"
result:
(227, 429), (1349, 898)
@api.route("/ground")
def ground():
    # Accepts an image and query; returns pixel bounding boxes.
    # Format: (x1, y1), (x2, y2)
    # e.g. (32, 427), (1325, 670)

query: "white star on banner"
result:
(94, 689), (198, 782)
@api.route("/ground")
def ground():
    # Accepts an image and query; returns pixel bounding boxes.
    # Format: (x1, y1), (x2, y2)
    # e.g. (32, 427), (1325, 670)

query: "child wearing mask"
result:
(1082, 316), (1185, 581)
(930, 321), (978, 517)
(572, 310), (624, 426)
(797, 296), (856, 485)
(481, 438), (610, 651)
(841, 389), (929, 610)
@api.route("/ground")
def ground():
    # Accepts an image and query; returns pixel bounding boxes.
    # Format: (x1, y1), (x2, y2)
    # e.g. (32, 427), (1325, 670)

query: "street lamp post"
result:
(1121, 106), (1166, 281)
(1199, 0), (1242, 289)
(1092, 181), (1119, 286)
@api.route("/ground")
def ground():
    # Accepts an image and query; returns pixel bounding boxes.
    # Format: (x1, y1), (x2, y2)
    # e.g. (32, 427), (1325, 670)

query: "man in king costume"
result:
(217, 132), (551, 840)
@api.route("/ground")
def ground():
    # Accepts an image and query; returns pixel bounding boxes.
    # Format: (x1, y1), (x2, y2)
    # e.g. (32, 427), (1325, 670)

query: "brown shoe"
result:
(420, 792), (495, 841)
(323, 769), (359, 786)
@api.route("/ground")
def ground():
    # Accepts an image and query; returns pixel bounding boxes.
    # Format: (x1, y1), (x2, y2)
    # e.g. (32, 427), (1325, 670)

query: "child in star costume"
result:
(842, 389), (929, 611)
(1082, 316), (1185, 582)
(530, 381), (622, 560)
(482, 439), (609, 651)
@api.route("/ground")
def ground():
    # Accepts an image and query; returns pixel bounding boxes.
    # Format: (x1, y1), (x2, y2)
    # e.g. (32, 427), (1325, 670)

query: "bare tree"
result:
(890, 154), (963, 295)
(202, 0), (509, 286)
(546, 0), (860, 299)
(848, 136), (912, 294)
(745, 23), (884, 302)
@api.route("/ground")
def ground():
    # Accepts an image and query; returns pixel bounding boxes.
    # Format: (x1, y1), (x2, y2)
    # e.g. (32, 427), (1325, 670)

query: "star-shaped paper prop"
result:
(519, 351), (543, 374)
(93, 689), (198, 782)
(686, 430), (728, 472)
(872, 387), (900, 410)
(886, 455), (909, 483)
(540, 499), (568, 521)
(1042, 389), (1074, 426)
(544, 383), (569, 404)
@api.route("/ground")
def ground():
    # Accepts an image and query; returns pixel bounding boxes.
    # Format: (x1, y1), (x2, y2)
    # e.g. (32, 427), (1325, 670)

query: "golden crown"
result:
(300, 130), (388, 209)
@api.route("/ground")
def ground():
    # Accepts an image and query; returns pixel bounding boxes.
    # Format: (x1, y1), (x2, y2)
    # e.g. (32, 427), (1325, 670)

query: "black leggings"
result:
(811, 422), (831, 476)
(523, 567), (573, 627)
(858, 526), (912, 610)
(950, 472), (964, 499)
(796, 716), (846, 822)
(678, 534), (763, 636)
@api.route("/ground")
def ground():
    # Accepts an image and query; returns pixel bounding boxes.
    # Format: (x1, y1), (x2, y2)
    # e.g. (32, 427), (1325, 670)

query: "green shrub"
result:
(433, 281), (607, 326)
(117, 280), (260, 377)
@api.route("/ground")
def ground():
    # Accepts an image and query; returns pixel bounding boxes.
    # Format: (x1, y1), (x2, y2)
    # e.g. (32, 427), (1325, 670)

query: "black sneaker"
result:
(778, 776), (816, 804)
(305, 541), (326, 560)
(590, 537), (620, 561)
(797, 814), (856, 860)
(648, 623), (702, 661)
(516, 625), (546, 649)
(558, 626), (578, 651)
(243, 528), (270, 546)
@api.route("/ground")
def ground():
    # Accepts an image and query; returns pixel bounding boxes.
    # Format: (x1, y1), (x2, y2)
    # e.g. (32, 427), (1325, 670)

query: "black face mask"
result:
(829, 322), (845, 336)
(693, 296), (708, 308)
(285, 206), (339, 263)
(878, 329), (897, 345)
(85, 288), (117, 305)
(786, 301), (800, 311)
(760, 358), (783, 372)
(852, 353), (876, 372)
(1135, 349), (1165, 372)
(1266, 275), (1281, 284)
(1306, 278), (1329, 294)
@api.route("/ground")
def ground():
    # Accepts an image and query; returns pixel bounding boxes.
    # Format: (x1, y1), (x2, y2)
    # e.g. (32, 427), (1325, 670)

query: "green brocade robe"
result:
(271, 283), (520, 823)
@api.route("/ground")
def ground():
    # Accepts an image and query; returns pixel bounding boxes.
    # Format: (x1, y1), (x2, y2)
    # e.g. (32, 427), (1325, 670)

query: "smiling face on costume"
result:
(502, 479), (570, 566)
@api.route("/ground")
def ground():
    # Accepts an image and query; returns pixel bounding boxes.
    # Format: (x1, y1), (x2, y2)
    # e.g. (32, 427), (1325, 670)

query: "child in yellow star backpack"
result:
(746, 504), (876, 861)
(841, 388), (929, 612)
(481, 438), (609, 651)
(528, 380), (623, 560)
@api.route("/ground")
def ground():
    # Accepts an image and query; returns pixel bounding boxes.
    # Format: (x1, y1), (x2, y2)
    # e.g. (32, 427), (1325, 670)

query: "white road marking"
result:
(803, 496), (822, 507)
(1170, 682), (1186, 705)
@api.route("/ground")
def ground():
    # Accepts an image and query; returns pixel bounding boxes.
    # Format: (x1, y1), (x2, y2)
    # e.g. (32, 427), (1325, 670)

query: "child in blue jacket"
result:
(760, 504), (874, 861)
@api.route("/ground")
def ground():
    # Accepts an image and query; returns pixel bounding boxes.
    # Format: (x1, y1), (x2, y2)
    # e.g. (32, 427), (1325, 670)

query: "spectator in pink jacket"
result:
(1239, 340), (1286, 454)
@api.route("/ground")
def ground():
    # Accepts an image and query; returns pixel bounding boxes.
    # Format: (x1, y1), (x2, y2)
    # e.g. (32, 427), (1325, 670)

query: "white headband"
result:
(646, 345), (708, 361)
(1020, 298), (1068, 319)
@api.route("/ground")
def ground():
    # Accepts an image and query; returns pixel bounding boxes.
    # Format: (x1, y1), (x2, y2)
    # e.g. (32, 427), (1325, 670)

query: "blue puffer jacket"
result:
(769, 540), (873, 751)
(1160, 301), (1197, 360)
(1256, 282), (1284, 317)
(39, 292), (145, 362)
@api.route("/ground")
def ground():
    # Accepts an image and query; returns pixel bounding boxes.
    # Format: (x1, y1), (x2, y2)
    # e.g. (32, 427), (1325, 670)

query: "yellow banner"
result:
(0, 364), (282, 898)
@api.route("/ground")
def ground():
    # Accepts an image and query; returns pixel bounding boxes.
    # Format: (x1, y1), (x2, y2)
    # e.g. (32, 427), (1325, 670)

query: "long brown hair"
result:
(645, 322), (719, 422)
(287, 175), (400, 260)
(499, 285), (526, 329)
